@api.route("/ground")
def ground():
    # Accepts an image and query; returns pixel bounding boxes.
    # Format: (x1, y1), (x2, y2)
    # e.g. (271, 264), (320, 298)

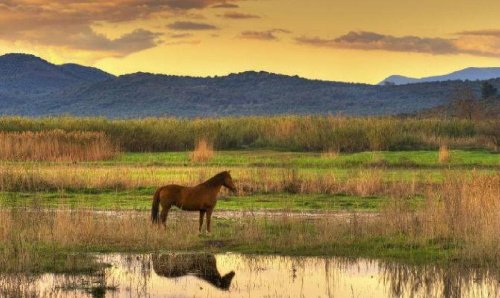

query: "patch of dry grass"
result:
(0, 130), (119, 162)
(0, 164), (435, 198)
(190, 138), (215, 163)
(321, 148), (339, 159)
(438, 145), (450, 164)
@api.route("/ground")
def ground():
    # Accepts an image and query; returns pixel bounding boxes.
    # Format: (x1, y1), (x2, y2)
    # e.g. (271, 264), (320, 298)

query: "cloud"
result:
(297, 31), (457, 54)
(212, 3), (240, 8)
(63, 29), (162, 55)
(170, 33), (194, 39)
(0, 0), (242, 57)
(165, 0), (235, 10)
(456, 29), (500, 37)
(168, 21), (218, 30)
(219, 12), (260, 19)
(240, 29), (290, 40)
(296, 31), (500, 57)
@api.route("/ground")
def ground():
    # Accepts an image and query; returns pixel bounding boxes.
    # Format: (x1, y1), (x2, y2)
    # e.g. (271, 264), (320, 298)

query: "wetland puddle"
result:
(1, 253), (498, 297)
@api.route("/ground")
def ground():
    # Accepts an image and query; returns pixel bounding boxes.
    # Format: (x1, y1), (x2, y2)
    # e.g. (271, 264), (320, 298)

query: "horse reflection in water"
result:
(152, 253), (236, 290)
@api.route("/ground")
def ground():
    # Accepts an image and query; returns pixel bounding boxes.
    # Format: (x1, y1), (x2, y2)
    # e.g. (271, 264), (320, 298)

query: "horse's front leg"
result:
(206, 208), (213, 234)
(199, 210), (206, 234)
(161, 207), (170, 229)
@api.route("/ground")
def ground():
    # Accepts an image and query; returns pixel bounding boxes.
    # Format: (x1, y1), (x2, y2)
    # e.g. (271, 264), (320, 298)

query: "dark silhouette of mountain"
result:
(0, 53), (499, 117)
(380, 67), (500, 85)
(0, 53), (114, 95)
(379, 75), (419, 85)
(59, 63), (114, 83)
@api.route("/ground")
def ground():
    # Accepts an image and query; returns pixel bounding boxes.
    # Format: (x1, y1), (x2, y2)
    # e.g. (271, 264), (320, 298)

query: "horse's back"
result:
(157, 184), (188, 205)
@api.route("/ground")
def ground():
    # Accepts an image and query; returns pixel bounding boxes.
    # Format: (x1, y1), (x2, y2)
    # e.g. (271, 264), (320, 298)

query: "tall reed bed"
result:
(0, 116), (497, 152)
(384, 173), (500, 263)
(0, 130), (119, 161)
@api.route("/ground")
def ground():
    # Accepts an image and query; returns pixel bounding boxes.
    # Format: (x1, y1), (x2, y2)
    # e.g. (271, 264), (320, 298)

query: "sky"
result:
(1, 0), (500, 84)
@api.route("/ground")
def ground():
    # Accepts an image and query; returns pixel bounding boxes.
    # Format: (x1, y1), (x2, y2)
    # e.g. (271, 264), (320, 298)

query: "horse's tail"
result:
(151, 188), (161, 224)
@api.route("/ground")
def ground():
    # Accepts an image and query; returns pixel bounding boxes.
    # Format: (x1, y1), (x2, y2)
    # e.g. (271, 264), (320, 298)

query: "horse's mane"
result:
(203, 171), (228, 187)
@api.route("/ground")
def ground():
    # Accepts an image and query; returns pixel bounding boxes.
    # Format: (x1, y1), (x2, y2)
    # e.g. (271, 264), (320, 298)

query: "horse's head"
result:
(218, 271), (236, 290)
(222, 171), (237, 192)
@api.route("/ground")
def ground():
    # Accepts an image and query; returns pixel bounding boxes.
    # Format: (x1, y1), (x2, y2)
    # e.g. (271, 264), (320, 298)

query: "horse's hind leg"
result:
(160, 207), (170, 229)
(199, 210), (206, 234)
(206, 208), (213, 234)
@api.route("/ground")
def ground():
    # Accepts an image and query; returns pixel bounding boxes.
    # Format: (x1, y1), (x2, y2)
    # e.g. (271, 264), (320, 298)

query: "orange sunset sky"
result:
(1, 0), (500, 83)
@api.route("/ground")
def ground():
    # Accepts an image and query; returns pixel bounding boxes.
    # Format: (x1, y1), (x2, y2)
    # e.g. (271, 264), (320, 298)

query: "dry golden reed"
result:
(438, 145), (450, 163)
(321, 148), (339, 159)
(0, 130), (119, 162)
(190, 138), (215, 163)
(382, 173), (500, 263)
(0, 164), (432, 198)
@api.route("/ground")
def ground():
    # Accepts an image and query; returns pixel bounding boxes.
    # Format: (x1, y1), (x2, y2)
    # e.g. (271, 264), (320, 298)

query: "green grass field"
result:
(1, 190), (399, 212)
(0, 149), (496, 211)
(110, 149), (499, 168)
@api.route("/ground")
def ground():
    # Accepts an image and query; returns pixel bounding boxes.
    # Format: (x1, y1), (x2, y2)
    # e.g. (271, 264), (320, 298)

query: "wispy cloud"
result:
(240, 29), (290, 40)
(219, 12), (260, 19)
(456, 29), (500, 37)
(212, 2), (240, 8)
(170, 33), (194, 39)
(168, 21), (218, 30)
(296, 31), (500, 57)
(165, 0), (239, 10)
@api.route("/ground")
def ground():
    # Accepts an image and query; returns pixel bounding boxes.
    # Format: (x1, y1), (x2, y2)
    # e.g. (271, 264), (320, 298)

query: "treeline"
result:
(0, 116), (498, 152)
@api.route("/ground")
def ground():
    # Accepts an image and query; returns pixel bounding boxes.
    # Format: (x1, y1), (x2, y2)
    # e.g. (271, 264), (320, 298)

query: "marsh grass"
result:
(0, 173), (498, 273)
(0, 130), (118, 162)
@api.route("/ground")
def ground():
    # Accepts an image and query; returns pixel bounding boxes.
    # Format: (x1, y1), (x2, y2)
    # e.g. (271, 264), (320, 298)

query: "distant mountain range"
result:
(1, 53), (499, 117)
(379, 67), (500, 85)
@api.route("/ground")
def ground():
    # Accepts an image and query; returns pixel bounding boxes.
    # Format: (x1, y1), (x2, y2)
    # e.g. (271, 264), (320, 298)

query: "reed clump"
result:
(420, 174), (500, 262)
(321, 148), (339, 159)
(438, 145), (450, 163)
(383, 173), (500, 264)
(0, 130), (119, 162)
(190, 138), (215, 163)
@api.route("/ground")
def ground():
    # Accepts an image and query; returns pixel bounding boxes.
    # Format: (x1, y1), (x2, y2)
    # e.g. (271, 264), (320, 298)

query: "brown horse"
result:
(151, 171), (236, 233)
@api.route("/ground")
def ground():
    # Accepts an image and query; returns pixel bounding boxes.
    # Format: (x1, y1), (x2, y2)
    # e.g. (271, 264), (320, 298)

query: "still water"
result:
(1, 253), (498, 297)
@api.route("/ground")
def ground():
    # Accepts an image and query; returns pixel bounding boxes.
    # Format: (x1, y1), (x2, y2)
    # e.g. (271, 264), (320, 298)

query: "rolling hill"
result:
(379, 67), (500, 85)
(1, 53), (498, 117)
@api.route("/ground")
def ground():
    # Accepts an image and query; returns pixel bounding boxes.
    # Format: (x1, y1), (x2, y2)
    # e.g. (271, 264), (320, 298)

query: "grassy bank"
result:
(0, 116), (498, 152)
